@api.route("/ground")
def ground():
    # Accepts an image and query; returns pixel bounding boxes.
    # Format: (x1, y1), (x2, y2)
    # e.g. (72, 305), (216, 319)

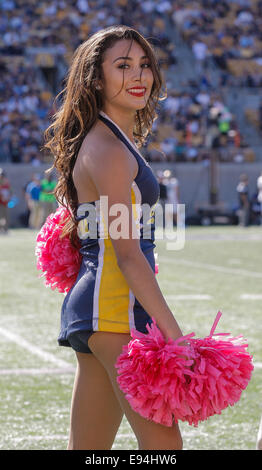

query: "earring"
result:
(96, 84), (102, 90)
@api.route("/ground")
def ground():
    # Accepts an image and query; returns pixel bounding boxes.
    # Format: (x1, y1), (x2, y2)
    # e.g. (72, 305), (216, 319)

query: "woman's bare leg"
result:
(68, 351), (123, 450)
(88, 332), (183, 450)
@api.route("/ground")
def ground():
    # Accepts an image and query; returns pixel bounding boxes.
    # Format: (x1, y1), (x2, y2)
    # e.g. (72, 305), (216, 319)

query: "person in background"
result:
(25, 173), (42, 229)
(39, 173), (57, 223)
(257, 170), (262, 226)
(164, 170), (180, 227)
(0, 168), (11, 234)
(236, 174), (250, 227)
(157, 170), (167, 226)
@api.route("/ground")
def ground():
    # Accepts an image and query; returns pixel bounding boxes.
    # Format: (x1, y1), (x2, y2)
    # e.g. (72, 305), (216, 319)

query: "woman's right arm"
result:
(83, 140), (183, 342)
(117, 251), (183, 342)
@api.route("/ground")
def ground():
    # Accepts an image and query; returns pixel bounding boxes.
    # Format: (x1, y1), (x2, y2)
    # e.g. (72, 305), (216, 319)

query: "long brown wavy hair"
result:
(42, 25), (167, 247)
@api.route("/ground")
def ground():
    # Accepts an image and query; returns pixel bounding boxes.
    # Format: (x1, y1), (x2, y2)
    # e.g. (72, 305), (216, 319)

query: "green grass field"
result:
(0, 226), (261, 450)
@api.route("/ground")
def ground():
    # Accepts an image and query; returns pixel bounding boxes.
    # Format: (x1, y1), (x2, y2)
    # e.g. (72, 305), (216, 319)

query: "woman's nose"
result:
(130, 66), (143, 81)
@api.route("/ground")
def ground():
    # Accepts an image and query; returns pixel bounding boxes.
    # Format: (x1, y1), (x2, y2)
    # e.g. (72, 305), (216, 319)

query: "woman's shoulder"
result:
(73, 120), (131, 202)
(78, 119), (135, 172)
(80, 119), (120, 158)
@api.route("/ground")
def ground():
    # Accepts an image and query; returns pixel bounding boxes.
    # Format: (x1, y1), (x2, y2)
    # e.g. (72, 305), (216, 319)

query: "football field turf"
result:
(0, 226), (261, 450)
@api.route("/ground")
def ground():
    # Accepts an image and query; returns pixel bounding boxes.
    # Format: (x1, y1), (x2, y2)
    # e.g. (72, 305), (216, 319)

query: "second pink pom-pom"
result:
(115, 312), (253, 427)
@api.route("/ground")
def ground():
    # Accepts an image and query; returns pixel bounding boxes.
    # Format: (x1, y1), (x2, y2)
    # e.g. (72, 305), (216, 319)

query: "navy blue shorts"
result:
(59, 330), (95, 354)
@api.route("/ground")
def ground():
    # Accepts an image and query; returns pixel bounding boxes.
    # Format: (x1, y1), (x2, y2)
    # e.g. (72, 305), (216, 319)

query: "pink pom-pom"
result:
(154, 252), (159, 275)
(115, 312), (254, 427)
(35, 206), (82, 293)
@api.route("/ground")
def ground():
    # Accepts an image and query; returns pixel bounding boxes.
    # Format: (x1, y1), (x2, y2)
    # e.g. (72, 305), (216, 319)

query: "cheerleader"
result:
(43, 26), (183, 450)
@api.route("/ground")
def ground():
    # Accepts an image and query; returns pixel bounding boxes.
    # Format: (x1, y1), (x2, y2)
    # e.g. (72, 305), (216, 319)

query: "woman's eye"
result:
(118, 63), (151, 69)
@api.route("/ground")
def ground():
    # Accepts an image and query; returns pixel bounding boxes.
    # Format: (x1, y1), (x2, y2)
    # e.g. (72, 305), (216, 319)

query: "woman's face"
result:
(100, 39), (154, 114)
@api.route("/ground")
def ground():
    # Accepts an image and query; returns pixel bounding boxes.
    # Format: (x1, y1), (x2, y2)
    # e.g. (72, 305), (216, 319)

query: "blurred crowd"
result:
(0, 59), (53, 165)
(171, 0), (262, 88)
(0, 0), (260, 165)
(170, 0), (262, 140)
(145, 77), (254, 164)
(0, 0), (177, 164)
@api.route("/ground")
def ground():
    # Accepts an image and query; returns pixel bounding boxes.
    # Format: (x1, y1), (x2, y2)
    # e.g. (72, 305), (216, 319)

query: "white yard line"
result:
(160, 279), (202, 292)
(9, 432), (134, 444)
(0, 368), (74, 375)
(10, 435), (68, 443)
(0, 363), (260, 375)
(240, 294), (262, 300)
(0, 324), (260, 378)
(0, 326), (72, 369)
(161, 258), (262, 279)
(165, 294), (212, 300)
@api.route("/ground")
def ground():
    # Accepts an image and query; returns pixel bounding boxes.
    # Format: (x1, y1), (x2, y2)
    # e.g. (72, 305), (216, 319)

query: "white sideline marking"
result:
(161, 258), (262, 279)
(0, 368), (74, 375)
(161, 280), (204, 292)
(10, 432), (134, 444)
(0, 363), (260, 375)
(240, 294), (262, 300)
(166, 294), (212, 300)
(0, 326), (72, 369)
(11, 435), (68, 443)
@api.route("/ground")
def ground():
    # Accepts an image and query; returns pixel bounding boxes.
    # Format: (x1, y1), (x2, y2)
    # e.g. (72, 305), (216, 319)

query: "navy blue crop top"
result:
(76, 111), (160, 250)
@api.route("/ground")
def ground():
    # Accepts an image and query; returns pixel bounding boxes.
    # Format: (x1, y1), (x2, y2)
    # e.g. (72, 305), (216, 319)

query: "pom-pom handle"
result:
(208, 310), (223, 337)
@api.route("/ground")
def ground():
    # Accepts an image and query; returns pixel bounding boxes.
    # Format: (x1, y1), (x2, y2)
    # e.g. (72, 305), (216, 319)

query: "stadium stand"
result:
(170, 0), (262, 149)
(0, 0), (261, 166)
(171, 0), (262, 88)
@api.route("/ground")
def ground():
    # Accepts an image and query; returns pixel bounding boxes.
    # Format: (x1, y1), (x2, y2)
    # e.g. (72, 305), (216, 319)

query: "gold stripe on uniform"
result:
(97, 189), (140, 333)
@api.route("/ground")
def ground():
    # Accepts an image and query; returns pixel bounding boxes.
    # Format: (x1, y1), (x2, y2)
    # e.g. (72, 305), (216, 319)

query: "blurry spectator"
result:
(233, 151), (245, 163)
(39, 173), (57, 223)
(195, 89), (210, 108)
(160, 138), (176, 161)
(236, 173), (250, 227)
(219, 71), (230, 87)
(0, 167), (11, 233)
(192, 40), (208, 75)
(249, 190), (261, 225)
(186, 146), (198, 162)
(257, 170), (262, 225)
(157, 170), (168, 216)
(164, 170), (180, 226)
(9, 135), (21, 163)
(77, 0), (90, 14)
(163, 93), (181, 114)
(25, 173), (42, 230)
(31, 154), (42, 166)
(199, 73), (212, 92)
(235, 10), (254, 26)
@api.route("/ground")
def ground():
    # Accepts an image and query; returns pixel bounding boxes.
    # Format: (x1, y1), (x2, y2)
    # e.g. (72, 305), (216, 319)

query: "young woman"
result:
(44, 25), (183, 450)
